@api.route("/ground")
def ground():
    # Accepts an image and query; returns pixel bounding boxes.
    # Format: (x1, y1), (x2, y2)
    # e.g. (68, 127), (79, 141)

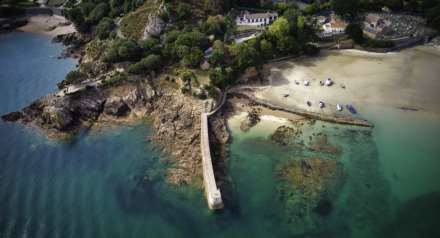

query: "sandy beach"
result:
(253, 46), (440, 119)
(18, 15), (76, 37)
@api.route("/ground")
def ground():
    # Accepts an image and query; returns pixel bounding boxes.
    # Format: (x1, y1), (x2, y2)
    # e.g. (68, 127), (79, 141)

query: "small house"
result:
(363, 13), (392, 39)
(322, 17), (348, 36)
(236, 11), (278, 27)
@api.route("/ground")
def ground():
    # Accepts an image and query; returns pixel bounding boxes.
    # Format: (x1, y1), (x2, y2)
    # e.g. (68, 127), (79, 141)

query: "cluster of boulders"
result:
(239, 107), (261, 132)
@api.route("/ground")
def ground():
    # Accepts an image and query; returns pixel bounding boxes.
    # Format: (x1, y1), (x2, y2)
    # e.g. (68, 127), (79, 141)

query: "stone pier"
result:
(200, 112), (223, 209)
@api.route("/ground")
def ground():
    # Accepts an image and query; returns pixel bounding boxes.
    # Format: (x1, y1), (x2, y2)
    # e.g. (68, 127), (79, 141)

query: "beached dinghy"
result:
(319, 101), (325, 108)
(304, 80), (310, 86)
(347, 104), (357, 114)
(325, 78), (333, 86)
(337, 104), (343, 111)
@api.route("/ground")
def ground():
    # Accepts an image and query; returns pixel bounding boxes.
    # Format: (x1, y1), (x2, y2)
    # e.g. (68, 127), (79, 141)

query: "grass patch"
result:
(236, 24), (263, 32)
(47, 0), (65, 7)
(193, 69), (210, 86)
(119, 0), (159, 40)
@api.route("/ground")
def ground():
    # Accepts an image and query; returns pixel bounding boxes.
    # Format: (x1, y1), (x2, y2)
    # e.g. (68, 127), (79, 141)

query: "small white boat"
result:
(304, 80), (310, 86)
(325, 78), (333, 86)
(337, 104), (343, 111)
(319, 101), (325, 108)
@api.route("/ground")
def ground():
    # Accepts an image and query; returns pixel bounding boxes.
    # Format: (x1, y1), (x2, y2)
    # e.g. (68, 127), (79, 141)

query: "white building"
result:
(236, 11), (278, 27)
(321, 18), (348, 36)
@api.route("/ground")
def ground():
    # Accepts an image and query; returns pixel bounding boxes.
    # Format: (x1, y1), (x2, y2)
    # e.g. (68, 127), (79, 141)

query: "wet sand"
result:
(18, 15), (76, 37)
(255, 46), (440, 118)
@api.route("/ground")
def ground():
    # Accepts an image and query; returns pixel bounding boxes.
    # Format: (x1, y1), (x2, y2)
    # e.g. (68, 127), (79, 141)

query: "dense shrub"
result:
(103, 39), (141, 62)
(58, 70), (87, 89)
(201, 15), (227, 37)
(303, 43), (320, 56)
(88, 3), (109, 24)
(95, 18), (115, 40)
(128, 54), (162, 74)
(345, 23), (365, 44)
(175, 2), (191, 21)
(101, 72), (128, 87)
(139, 37), (160, 54)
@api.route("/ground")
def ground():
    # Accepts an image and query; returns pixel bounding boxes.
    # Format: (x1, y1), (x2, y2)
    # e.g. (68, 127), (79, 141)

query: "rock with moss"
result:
(277, 157), (345, 234)
(240, 108), (261, 132)
(270, 125), (302, 146)
(309, 133), (341, 155)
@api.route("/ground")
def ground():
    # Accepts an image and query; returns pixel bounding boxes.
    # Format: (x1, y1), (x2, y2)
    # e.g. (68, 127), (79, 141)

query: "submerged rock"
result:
(240, 108), (261, 132)
(309, 134), (341, 155)
(277, 157), (345, 234)
(270, 125), (302, 146)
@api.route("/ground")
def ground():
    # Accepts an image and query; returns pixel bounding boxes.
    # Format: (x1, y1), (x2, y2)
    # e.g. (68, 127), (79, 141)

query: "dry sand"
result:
(18, 15), (76, 37)
(254, 47), (440, 118)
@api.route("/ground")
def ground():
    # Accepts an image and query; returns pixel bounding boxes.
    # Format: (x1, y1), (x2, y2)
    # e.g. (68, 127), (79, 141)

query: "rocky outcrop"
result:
(103, 97), (130, 116)
(239, 108), (261, 132)
(0, 17), (27, 33)
(149, 86), (216, 186)
(53, 32), (91, 60)
(142, 0), (167, 40)
(2, 89), (106, 132)
(1, 77), (225, 187)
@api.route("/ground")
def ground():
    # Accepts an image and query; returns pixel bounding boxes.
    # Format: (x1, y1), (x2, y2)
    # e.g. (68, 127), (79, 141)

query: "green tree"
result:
(175, 2), (191, 20)
(209, 66), (234, 88)
(88, 2), (109, 24)
(128, 54), (162, 74)
(118, 40), (141, 61)
(181, 47), (204, 68)
(260, 39), (274, 59)
(95, 17), (114, 40)
(331, 0), (360, 19)
(276, 35), (300, 54)
(268, 17), (291, 39)
(230, 42), (261, 70)
(67, 7), (88, 32)
(209, 40), (225, 66)
(175, 30), (209, 50)
(202, 15), (227, 37)
(140, 37), (160, 54)
(345, 23), (365, 44)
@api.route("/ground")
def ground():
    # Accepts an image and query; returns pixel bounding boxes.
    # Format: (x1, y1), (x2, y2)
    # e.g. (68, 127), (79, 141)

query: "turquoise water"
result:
(1, 32), (440, 238)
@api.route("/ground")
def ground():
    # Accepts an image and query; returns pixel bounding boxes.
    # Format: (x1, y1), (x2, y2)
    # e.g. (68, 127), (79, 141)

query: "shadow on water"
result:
(111, 158), (203, 238)
(382, 192), (440, 238)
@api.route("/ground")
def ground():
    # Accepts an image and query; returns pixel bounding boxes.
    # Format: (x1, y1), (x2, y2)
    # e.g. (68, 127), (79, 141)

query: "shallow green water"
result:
(1, 32), (439, 238)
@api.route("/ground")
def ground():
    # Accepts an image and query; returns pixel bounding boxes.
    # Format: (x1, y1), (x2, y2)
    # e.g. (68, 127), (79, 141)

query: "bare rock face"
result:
(142, 0), (167, 40)
(103, 97), (130, 117)
(2, 88), (105, 132)
(149, 87), (211, 186)
(1, 111), (23, 122)
(41, 105), (74, 130)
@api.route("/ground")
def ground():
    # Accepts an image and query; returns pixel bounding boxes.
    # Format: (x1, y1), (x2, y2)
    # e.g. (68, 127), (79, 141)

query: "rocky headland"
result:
(2, 66), (229, 187)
